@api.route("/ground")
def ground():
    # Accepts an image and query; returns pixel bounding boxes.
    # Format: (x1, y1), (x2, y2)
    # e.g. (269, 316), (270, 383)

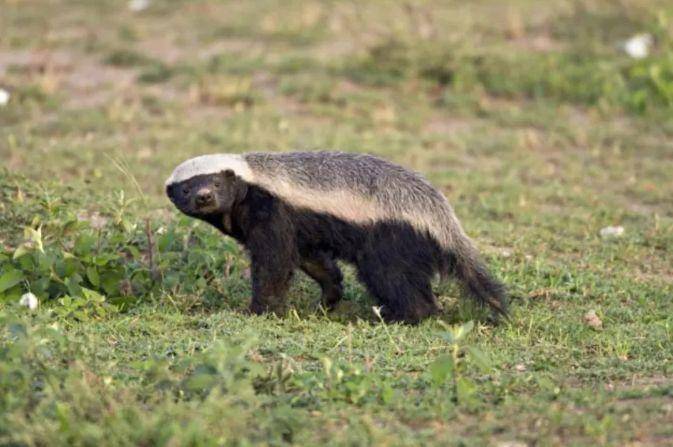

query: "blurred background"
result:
(1, 0), (672, 204)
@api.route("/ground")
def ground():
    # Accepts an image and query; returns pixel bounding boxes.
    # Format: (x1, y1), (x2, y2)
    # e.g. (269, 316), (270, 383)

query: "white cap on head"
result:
(165, 154), (253, 186)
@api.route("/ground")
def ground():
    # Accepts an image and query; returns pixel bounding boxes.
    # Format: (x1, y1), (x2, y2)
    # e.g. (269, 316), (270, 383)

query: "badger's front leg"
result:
(249, 259), (294, 314)
(245, 215), (298, 315)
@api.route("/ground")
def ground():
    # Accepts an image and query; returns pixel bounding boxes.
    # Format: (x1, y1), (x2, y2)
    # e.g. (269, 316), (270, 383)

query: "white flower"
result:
(600, 225), (625, 238)
(128, 0), (150, 12)
(0, 88), (10, 106)
(18, 292), (39, 310)
(623, 33), (652, 59)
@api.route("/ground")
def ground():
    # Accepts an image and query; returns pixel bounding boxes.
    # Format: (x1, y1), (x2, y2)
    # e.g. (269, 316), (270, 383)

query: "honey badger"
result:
(166, 151), (506, 323)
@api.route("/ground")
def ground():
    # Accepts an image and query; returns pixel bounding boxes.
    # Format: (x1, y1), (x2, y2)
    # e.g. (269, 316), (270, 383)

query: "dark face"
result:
(166, 169), (247, 218)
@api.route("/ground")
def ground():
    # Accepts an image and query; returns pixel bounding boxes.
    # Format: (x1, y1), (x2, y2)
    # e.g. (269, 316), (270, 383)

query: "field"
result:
(1, 0), (673, 445)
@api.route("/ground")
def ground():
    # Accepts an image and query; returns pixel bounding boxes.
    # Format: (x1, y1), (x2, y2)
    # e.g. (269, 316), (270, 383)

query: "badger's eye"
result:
(213, 181), (221, 188)
(182, 187), (190, 195)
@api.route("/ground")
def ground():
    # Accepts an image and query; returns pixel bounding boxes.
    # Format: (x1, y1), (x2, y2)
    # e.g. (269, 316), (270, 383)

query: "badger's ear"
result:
(221, 169), (235, 179)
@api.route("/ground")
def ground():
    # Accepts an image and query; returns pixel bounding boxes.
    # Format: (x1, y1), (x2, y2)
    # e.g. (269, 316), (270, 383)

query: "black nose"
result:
(195, 189), (214, 206)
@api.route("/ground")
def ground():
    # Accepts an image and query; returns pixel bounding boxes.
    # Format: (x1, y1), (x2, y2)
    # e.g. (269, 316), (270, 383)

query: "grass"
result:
(1, 0), (673, 445)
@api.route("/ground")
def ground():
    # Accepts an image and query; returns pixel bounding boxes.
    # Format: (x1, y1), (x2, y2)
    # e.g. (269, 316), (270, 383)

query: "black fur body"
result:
(166, 152), (507, 324)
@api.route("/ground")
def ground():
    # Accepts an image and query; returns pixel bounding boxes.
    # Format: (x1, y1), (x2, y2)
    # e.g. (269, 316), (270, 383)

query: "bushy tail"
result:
(441, 238), (508, 318)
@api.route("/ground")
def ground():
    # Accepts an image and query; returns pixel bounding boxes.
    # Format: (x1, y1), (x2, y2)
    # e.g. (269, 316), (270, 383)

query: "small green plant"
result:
(319, 356), (375, 405)
(105, 49), (157, 67)
(0, 172), (246, 318)
(428, 321), (493, 405)
(138, 63), (175, 84)
(179, 340), (263, 400)
(0, 212), (156, 313)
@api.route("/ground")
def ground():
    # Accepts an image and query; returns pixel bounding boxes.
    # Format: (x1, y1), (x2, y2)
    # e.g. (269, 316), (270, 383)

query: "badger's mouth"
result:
(193, 203), (220, 215)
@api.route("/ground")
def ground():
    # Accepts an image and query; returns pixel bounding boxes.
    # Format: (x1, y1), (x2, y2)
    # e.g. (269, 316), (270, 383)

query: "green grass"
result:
(1, 0), (673, 445)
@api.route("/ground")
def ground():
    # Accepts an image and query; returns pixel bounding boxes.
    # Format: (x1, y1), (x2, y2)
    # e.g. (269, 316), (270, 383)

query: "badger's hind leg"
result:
(357, 260), (438, 324)
(300, 252), (344, 309)
(356, 232), (439, 324)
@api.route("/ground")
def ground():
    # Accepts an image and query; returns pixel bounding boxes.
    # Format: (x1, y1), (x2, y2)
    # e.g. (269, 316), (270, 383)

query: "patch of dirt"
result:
(197, 38), (262, 61)
(144, 82), (182, 103)
(508, 34), (565, 52)
(336, 79), (364, 95)
(63, 57), (136, 108)
(308, 39), (355, 61)
(0, 49), (29, 75)
(136, 30), (260, 65)
(619, 375), (673, 390)
(478, 95), (528, 113)
(0, 48), (136, 109)
(626, 202), (665, 216)
(182, 103), (236, 124)
(136, 35), (185, 64)
(563, 105), (596, 131)
(423, 114), (478, 135)
(251, 71), (278, 99)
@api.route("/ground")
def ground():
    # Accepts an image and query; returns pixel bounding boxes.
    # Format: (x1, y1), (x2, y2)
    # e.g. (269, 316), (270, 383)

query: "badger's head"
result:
(165, 155), (250, 218)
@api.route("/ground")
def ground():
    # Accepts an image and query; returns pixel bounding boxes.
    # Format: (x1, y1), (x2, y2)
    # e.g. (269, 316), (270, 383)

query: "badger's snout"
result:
(195, 188), (214, 207)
